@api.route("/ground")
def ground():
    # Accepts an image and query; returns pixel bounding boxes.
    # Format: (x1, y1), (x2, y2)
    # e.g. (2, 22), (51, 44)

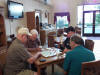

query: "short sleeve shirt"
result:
(63, 38), (71, 49)
(26, 38), (40, 48)
(63, 46), (95, 75)
(4, 39), (32, 75)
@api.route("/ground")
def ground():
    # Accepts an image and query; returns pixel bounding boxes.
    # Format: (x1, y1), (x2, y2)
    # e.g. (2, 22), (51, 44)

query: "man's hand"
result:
(36, 52), (42, 57)
(62, 48), (70, 54)
(37, 48), (41, 51)
(27, 52), (41, 64)
(64, 71), (68, 75)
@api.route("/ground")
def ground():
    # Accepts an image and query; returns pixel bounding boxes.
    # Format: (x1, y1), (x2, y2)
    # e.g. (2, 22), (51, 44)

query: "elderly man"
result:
(63, 34), (95, 75)
(4, 27), (41, 75)
(26, 29), (46, 75)
(26, 29), (41, 52)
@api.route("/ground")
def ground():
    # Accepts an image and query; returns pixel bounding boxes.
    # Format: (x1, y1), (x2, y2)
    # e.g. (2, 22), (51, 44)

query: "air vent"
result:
(34, 0), (48, 5)
(44, 0), (47, 5)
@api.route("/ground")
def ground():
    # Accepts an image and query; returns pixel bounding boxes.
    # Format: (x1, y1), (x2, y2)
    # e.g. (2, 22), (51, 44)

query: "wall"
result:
(0, 0), (100, 37)
(51, 0), (100, 27)
(83, 0), (100, 4)
(0, 0), (52, 37)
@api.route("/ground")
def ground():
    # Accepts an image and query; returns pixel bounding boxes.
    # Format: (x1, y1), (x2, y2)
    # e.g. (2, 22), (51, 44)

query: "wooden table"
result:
(31, 51), (65, 75)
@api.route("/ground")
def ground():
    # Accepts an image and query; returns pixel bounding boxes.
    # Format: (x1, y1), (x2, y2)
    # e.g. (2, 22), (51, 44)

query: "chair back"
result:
(75, 26), (81, 35)
(0, 67), (2, 75)
(57, 29), (63, 37)
(48, 31), (56, 47)
(48, 35), (55, 47)
(81, 60), (100, 75)
(85, 39), (94, 51)
(40, 30), (46, 45)
(0, 46), (7, 75)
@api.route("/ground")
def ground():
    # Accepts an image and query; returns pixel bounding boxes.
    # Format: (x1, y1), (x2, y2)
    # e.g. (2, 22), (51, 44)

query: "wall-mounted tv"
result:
(7, 1), (24, 19)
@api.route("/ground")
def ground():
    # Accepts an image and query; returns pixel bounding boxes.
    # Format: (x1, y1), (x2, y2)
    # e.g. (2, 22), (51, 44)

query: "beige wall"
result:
(51, 0), (100, 27)
(83, 0), (100, 4)
(0, 0), (52, 37)
(51, 0), (84, 27)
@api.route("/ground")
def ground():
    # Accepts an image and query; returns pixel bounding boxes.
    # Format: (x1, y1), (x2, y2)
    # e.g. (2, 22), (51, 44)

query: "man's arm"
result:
(64, 71), (68, 75)
(62, 48), (71, 54)
(62, 68), (68, 75)
(27, 47), (41, 52)
(27, 52), (41, 64)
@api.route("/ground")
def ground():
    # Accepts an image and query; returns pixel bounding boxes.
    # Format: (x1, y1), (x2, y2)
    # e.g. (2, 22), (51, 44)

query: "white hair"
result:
(17, 27), (31, 36)
(30, 29), (38, 36)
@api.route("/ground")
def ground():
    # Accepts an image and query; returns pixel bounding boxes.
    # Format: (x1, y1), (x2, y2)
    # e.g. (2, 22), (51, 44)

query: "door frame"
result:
(83, 10), (100, 36)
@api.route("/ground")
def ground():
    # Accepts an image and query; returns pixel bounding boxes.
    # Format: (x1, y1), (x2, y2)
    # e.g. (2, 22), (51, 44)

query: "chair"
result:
(64, 28), (68, 32)
(85, 39), (94, 51)
(75, 26), (81, 35)
(7, 34), (16, 48)
(40, 30), (46, 45)
(48, 31), (56, 36)
(57, 29), (64, 37)
(47, 31), (56, 47)
(81, 60), (100, 75)
(0, 46), (7, 75)
(0, 65), (2, 75)
(10, 34), (16, 41)
(48, 35), (55, 47)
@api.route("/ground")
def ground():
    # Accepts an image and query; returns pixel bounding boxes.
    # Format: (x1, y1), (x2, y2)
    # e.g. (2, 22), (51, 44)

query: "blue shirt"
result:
(63, 45), (95, 75)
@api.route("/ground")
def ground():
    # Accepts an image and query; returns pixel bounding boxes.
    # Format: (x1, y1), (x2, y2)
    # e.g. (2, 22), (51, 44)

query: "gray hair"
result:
(30, 29), (38, 36)
(70, 34), (84, 46)
(16, 27), (31, 36)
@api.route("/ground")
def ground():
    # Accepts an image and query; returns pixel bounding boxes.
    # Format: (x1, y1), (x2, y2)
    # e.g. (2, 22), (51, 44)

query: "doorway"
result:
(83, 11), (100, 36)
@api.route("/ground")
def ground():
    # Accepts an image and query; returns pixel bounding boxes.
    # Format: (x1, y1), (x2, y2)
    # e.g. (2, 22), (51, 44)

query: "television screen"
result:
(7, 1), (24, 19)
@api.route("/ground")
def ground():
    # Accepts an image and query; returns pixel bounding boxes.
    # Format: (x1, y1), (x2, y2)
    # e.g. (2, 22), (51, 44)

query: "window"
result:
(54, 12), (70, 29)
(77, 4), (100, 27)
(77, 4), (100, 36)
(56, 16), (68, 29)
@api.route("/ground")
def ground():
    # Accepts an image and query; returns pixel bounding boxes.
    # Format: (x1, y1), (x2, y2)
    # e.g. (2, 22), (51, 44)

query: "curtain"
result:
(54, 12), (70, 24)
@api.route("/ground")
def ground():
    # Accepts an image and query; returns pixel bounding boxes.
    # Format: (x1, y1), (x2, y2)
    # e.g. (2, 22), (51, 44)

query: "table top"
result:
(31, 48), (65, 67)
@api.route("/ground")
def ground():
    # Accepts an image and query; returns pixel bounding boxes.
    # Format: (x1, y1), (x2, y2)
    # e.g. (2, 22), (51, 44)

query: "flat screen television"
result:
(7, 1), (24, 19)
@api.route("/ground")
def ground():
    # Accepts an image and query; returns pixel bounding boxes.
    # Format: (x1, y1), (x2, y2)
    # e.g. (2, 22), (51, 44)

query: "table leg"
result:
(37, 67), (41, 75)
(52, 64), (54, 74)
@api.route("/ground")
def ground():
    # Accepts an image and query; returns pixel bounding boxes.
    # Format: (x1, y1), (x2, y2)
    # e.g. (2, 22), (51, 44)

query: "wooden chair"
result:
(10, 34), (16, 41)
(48, 35), (55, 47)
(7, 34), (16, 48)
(64, 28), (68, 32)
(85, 39), (94, 51)
(57, 29), (64, 37)
(48, 31), (56, 36)
(40, 30), (46, 45)
(75, 26), (81, 35)
(0, 65), (2, 75)
(81, 60), (100, 75)
(48, 31), (56, 47)
(0, 46), (7, 75)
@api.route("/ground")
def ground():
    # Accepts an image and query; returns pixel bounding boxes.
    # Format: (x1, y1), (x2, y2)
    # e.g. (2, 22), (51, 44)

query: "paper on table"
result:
(41, 48), (61, 57)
